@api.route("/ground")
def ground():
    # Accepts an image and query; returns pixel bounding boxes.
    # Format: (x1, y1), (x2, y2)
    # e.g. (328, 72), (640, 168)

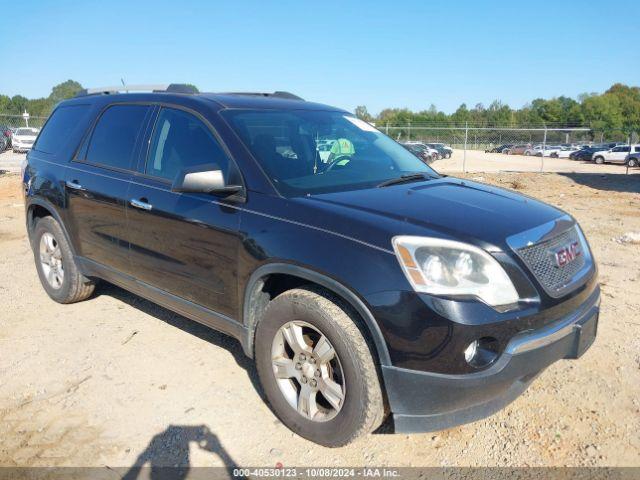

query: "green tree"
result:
(49, 80), (83, 104)
(354, 105), (373, 122)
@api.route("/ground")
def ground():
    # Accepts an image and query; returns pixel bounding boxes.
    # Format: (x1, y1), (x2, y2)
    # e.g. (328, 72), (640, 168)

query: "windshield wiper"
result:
(377, 173), (429, 188)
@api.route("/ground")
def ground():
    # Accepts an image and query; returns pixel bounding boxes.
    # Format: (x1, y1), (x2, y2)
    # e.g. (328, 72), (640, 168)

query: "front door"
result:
(125, 106), (242, 318)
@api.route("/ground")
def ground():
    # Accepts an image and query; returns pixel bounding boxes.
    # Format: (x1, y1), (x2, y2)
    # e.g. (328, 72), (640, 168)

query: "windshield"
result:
(223, 110), (438, 196)
(16, 128), (38, 136)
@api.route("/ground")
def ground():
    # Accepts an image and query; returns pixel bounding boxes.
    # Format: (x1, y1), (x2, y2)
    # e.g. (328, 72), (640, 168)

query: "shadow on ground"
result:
(94, 282), (265, 402)
(558, 171), (640, 193)
(121, 424), (236, 480)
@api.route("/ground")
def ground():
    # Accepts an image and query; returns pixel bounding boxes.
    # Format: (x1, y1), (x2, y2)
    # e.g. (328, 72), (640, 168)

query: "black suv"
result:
(23, 85), (599, 447)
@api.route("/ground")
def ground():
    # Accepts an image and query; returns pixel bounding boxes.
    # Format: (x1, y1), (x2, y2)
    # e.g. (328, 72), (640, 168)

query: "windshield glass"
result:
(223, 110), (438, 196)
(16, 128), (38, 136)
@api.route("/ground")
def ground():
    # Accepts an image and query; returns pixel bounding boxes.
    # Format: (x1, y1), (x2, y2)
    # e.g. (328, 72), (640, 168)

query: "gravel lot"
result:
(0, 169), (639, 469)
(436, 149), (640, 175)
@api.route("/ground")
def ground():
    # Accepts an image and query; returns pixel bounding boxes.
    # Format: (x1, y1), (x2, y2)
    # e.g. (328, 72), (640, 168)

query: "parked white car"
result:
(524, 145), (562, 157)
(12, 127), (39, 153)
(404, 141), (441, 159)
(592, 144), (640, 164)
(551, 146), (579, 158)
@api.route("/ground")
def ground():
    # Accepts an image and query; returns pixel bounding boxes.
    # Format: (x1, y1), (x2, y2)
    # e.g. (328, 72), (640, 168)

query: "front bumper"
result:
(382, 286), (600, 433)
(13, 144), (33, 152)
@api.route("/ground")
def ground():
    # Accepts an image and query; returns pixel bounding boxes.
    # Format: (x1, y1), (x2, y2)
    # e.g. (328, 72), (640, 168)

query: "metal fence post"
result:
(386, 122), (389, 135)
(408, 121), (411, 141)
(463, 122), (468, 173)
(540, 126), (547, 173)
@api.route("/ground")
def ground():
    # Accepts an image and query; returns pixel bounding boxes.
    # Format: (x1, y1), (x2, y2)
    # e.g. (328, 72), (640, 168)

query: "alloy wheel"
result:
(271, 321), (346, 422)
(40, 232), (64, 289)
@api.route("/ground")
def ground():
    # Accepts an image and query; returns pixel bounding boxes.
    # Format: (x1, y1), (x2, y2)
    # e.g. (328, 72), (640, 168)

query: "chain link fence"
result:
(376, 122), (639, 174)
(0, 114), (48, 130)
(382, 124), (593, 150)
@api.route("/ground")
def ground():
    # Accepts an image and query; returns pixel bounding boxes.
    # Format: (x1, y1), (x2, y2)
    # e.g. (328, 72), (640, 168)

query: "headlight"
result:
(392, 236), (519, 307)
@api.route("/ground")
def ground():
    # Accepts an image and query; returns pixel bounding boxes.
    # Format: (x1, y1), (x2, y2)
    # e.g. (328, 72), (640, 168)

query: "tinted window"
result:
(34, 105), (91, 154)
(146, 108), (229, 181)
(86, 104), (149, 170)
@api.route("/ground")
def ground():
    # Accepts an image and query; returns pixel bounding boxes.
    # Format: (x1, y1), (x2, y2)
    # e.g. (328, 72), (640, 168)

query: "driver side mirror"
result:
(171, 164), (242, 195)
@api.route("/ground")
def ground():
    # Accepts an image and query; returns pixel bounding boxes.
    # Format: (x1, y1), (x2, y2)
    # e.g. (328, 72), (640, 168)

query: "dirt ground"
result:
(436, 149), (640, 175)
(0, 170), (639, 469)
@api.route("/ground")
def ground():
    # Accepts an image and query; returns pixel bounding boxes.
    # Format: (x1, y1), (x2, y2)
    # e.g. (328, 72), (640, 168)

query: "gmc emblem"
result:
(554, 241), (581, 267)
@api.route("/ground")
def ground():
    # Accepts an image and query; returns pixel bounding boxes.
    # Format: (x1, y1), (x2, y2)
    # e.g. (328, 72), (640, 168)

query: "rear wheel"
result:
(594, 156), (605, 164)
(32, 216), (96, 303)
(627, 158), (638, 167)
(255, 287), (385, 447)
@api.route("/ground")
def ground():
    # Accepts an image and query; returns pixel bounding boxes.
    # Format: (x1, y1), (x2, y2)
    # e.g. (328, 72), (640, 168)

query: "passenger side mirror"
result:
(171, 165), (242, 195)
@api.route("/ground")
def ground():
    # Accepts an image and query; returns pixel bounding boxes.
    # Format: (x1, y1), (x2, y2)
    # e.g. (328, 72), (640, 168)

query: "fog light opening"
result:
(464, 337), (499, 368)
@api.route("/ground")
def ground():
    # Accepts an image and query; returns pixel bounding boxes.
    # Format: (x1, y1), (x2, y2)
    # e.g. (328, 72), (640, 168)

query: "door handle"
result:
(130, 198), (153, 211)
(66, 180), (86, 191)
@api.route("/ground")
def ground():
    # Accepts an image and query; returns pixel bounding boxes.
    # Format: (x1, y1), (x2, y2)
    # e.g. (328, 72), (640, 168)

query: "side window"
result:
(85, 104), (149, 170)
(146, 108), (229, 181)
(634, 146), (640, 153)
(34, 104), (91, 154)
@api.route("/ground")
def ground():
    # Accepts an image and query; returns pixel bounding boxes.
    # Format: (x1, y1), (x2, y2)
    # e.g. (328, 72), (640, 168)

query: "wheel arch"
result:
(26, 198), (77, 257)
(242, 263), (392, 367)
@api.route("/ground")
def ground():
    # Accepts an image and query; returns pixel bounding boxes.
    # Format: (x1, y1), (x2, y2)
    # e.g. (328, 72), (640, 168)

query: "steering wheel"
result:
(323, 155), (353, 173)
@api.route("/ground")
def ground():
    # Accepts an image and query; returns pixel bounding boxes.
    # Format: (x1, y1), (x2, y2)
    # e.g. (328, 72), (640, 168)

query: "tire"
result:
(627, 158), (638, 167)
(524, 151), (530, 156)
(594, 156), (605, 164)
(255, 287), (385, 447)
(446, 152), (452, 159)
(32, 216), (96, 304)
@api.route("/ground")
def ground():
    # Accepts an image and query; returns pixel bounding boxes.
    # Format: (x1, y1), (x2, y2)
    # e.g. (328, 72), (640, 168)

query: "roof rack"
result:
(75, 84), (198, 97)
(222, 91), (304, 101)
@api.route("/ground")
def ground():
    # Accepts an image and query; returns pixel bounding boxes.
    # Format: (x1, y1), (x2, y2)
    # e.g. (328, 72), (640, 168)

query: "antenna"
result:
(120, 78), (126, 92)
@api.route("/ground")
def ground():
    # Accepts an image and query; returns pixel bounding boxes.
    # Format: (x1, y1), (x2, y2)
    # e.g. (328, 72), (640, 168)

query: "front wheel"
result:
(628, 158), (638, 167)
(32, 216), (96, 303)
(594, 156), (605, 164)
(255, 287), (385, 447)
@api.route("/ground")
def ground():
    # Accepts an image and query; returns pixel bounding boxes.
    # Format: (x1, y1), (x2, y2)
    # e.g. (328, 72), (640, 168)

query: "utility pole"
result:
(463, 122), (468, 173)
(540, 126), (547, 173)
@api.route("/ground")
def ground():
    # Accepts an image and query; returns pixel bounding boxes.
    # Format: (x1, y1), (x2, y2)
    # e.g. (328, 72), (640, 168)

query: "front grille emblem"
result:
(553, 241), (581, 268)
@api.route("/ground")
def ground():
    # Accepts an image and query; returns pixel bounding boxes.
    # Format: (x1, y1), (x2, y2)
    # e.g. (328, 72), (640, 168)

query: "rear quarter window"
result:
(33, 104), (91, 155)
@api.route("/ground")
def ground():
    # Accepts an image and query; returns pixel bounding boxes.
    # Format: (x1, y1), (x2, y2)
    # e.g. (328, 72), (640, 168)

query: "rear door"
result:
(125, 106), (242, 318)
(65, 103), (153, 272)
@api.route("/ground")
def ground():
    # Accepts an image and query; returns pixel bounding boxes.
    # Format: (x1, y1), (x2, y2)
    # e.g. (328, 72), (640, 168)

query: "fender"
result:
(242, 262), (392, 366)
(25, 197), (78, 258)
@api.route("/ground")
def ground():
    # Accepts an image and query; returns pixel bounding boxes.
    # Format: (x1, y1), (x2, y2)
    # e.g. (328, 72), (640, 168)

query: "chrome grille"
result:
(516, 226), (586, 296)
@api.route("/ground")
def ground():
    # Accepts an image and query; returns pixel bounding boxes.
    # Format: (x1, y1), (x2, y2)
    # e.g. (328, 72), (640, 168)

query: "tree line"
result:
(1, 80), (638, 140)
(355, 83), (640, 141)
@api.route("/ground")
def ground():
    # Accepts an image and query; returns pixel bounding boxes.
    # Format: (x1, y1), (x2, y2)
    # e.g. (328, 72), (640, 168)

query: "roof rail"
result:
(222, 91), (304, 101)
(75, 83), (198, 97)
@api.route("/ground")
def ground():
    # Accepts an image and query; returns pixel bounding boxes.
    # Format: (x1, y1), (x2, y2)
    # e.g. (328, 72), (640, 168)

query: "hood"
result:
(292, 177), (565, 252)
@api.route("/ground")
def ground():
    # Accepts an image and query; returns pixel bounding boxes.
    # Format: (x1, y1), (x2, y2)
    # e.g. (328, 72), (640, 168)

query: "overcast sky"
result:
(1, 0), (638, 114)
